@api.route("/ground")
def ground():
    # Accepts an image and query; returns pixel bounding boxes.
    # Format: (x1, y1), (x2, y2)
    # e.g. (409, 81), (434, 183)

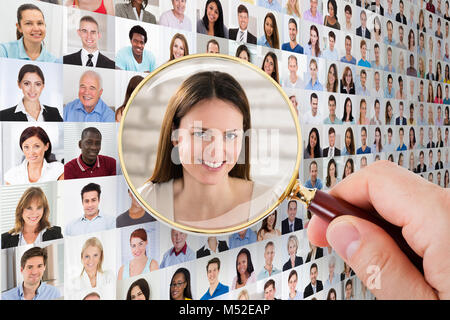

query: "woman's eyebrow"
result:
(191, 127), (241, 132)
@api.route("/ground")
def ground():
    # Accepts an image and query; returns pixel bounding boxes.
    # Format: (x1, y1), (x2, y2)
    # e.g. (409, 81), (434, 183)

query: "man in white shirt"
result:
(371, 43), (383, 70)
(356, 69), (369, 96)
(257, 242), (281, 280)
(370, 99), (382, 125)
(281, 200), (303, 234)
(282, 55), (301, 89)
(228, 4), (257, 44)
(65, 183), (115, 236)
(302, 93), (322, 125)
(304, 263), (323, 298)
(322, 31), (339, 61)
(323, 127), (341, 157)
(397, 25), (407, 49)
(384, 127), (395, 153)
(371, 71), (383, 96)
(417, 104), (427, 126)
(63, 16), (115, 69)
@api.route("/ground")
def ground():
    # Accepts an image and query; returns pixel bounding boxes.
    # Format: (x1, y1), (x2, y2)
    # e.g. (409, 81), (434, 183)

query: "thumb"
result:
(326, 215), (438, 300)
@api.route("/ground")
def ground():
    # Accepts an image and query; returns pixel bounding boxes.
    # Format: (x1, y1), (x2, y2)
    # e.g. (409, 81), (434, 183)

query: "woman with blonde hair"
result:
(283, 0), (301, 18)
(71, 237), (114, 298)
(1, 186), (62, 249)
(237, 289), (249, 300)
(282, 234), (303, 271)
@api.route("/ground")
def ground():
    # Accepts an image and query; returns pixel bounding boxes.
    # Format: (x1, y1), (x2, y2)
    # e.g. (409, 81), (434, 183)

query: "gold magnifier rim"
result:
(118, 53), (303, 235)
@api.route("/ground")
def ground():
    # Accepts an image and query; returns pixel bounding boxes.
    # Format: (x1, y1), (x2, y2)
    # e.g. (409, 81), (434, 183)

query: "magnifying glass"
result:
(118, 54), (423, 273)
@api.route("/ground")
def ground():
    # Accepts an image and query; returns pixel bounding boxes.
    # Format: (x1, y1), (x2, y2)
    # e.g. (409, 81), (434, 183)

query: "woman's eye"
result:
(226, 132), (238, 140)
(193, 131), (210, 140)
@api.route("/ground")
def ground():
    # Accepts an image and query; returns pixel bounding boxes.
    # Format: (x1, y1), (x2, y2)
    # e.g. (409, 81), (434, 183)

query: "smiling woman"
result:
(1, 186), (63, 249)
(0, 64), (62, 122)
(169, 33), (189, 61)
(70, 237), (114, 298)
(197, 0), (228, 38)
(136, 70), (276, 230)
(0, 3), (57, 62)
(4, 126), (64, 185)
(117, 228), (158, 280)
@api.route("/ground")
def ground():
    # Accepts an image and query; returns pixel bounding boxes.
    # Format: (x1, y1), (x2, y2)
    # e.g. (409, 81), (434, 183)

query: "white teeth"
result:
(203, 161), (222, 168)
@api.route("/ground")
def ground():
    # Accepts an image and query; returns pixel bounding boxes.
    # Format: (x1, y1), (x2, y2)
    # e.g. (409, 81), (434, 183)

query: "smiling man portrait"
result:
(64, 127), (116, 180)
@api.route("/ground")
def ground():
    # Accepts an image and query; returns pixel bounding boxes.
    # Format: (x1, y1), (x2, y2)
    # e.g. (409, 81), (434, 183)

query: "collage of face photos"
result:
(0, 0), (448, 301)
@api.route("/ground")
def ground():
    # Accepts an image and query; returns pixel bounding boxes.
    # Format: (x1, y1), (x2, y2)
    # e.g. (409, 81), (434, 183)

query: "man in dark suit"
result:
(228, 4), (257, 44)
(417, 151), (427, 173)
(303, 263), (323, 298)
(281, 200), (303, 234)
(395, 101), (407, 125)
(323, 127), (341, 157)
(63, 15), (115, 69)
(369, 0), (384, 15)
(356, 10), (371, 39)
(435, 149), (444, 169)
(356, 0), (370, 8)
(395, 0), (407, 24)
(196, 236), (229, 258)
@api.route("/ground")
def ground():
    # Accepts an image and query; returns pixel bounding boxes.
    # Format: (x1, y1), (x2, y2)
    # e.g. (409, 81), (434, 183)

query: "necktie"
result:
(86, 54), (94, 67)
(239, 31), (244, 43)
(290, 223), (293, 232)
(330, 147), (334, 158)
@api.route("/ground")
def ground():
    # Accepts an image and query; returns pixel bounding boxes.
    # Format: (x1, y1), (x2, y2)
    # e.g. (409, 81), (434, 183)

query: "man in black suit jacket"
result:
(395, 102), (407, 125)
(63, 15), (115, 69)
(356, 0), (370, 8)
(323, 147), (341, 157)
(369, 0), (384, 15)
(395, 0), (407, 24)
(281, 200), (303, 234)
(196, 237), (229, 259)
(228, 4), (257, 45)
(356, 10), (371, 39)
(303, 263), (323, 298)
(322, 127), (341, 157)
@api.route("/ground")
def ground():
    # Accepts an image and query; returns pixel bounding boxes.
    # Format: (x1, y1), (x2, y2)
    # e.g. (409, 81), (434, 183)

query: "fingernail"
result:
(327, 220), (361, 260)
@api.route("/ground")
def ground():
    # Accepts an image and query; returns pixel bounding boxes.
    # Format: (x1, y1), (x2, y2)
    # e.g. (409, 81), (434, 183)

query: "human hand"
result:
(307, 160), (450, 299)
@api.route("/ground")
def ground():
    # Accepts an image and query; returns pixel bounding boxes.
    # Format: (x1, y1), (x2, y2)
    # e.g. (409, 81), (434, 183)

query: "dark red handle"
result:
(309, 190), (424, 274)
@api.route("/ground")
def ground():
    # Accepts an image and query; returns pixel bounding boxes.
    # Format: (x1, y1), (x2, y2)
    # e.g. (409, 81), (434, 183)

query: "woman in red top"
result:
(65, 0), (115, 15)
